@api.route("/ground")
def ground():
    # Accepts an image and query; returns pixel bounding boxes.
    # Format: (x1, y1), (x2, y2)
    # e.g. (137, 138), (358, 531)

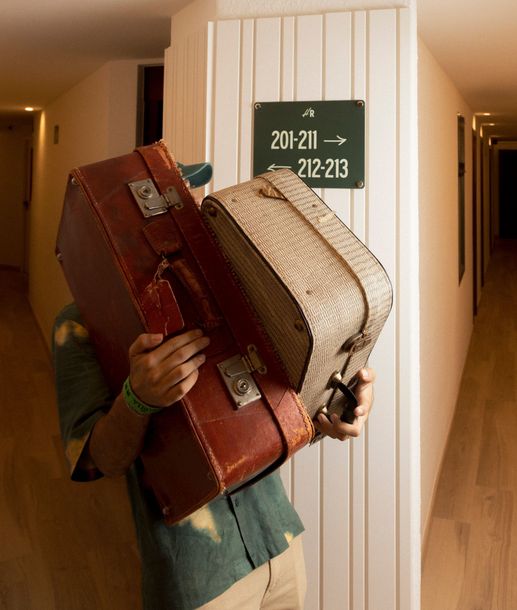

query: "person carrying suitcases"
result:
(52, 163), (376, 610)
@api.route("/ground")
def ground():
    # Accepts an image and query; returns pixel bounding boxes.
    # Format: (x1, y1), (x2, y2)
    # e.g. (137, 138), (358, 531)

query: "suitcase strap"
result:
(261, 171), (373, 335)
(142, 214), (222, 330)
(135, 143), (314, 459)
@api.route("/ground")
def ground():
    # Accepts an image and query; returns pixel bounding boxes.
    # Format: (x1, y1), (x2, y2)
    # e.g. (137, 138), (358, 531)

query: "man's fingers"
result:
(172, 336), (210, 365)
(314, 412), (366, 440)
(163, 353), (207, 388)
(129, 333), (164, 356)
(128, 329), (205, 360)
(129, 330), (209, 371)
(315, 413), (350, 440)
(356, 367), (376, 385)
(129, 330), (210, 407)
(152, 329), (206, 360)
(165, 368), (200, 404)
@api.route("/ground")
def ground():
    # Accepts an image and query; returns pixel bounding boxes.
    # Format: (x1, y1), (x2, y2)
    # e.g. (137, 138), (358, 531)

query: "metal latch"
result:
(128, 179), (183, 217)
(217, 345), (266, 408)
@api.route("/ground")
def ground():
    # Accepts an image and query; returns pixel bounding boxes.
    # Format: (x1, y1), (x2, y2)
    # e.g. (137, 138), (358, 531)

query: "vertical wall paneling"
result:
(321, 11), (352, 610)
(163, 46), (174, 147)
(352, 12), (367, 243)
(255, 18), (281, 103)
(279, 15), (296, 500)
(295, 14), (324, 202)
(165, 7), (419, 609)
(366, 10), (398, 610)
(165, 27), (211, 177)
(350, 12), (368, 610)
(293, 14), (324, 610)
(185, 36), (194, 161)
(397, 9), (420, 610)
(239, 20), (255, 183)
(281, 17), (295, 102)
(188, 31), (207, 163)
(212, 20), (241, 190)
(186, 33), (200, 162)
(323, 12), (352, 226)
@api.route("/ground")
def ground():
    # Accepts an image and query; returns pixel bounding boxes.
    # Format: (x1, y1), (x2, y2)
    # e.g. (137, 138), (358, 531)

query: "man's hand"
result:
(128, 329), (210, 407)
(314, 367), (375, 441)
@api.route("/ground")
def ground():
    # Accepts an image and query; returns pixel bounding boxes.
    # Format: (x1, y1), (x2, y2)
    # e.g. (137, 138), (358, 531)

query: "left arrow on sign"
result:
(267, 164), (292, 171)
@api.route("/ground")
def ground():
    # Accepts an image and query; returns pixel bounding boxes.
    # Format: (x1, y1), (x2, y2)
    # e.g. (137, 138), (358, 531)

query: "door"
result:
(499, 149), (517, 238)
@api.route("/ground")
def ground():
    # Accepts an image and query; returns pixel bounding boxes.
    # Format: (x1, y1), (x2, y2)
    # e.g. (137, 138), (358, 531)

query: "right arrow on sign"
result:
(323, 135), (347, 145)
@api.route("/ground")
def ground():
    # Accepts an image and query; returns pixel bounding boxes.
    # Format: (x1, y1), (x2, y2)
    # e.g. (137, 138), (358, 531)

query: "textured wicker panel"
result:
(203, 206), (312, 388)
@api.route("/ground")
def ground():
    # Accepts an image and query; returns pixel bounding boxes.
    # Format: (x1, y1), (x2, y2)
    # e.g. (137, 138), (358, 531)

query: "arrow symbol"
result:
(267, 163), (292, 171)
(323, 135), (347, 146)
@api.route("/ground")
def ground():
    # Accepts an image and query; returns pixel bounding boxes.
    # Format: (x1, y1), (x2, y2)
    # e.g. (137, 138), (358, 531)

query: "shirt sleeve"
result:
(52, 303), (113, 481)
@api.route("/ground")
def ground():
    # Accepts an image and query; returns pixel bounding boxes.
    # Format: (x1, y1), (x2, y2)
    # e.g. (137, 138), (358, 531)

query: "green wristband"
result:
(123, 377), (163, 416)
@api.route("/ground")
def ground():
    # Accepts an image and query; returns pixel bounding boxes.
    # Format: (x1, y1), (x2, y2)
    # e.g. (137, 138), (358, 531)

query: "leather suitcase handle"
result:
(169, 257), (223, 330)
(142, 202), (223, 330)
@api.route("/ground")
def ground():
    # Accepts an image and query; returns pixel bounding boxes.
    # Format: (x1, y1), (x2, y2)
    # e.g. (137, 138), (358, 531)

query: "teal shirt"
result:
(52, 303), (304, 610)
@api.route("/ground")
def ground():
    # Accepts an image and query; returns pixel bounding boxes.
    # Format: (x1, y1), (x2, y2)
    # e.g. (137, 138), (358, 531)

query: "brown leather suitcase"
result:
(55, 142), (314, 524)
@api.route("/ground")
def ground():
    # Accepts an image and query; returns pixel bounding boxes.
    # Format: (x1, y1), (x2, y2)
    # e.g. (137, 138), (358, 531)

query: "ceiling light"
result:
(24, 106), (34, 112)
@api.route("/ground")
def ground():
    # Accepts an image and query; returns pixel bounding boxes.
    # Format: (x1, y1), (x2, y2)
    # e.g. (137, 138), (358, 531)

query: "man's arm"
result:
(88, 329), (210, 477)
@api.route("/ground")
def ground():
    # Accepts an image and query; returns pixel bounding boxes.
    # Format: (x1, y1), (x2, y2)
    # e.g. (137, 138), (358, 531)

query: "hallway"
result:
(0, 270), (140, 609)
(1, 239), (515, 608)
(422, 239), (517, 609)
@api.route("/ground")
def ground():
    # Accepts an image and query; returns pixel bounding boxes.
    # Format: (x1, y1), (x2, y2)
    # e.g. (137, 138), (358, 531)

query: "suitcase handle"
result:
(333, 381), (358, 424)
(142, 214), (222, 330)
(168, 257), (223, 330)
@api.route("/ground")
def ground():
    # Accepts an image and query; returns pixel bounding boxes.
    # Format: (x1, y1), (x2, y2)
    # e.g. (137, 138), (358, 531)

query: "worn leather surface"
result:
(56, 142), (314, 524)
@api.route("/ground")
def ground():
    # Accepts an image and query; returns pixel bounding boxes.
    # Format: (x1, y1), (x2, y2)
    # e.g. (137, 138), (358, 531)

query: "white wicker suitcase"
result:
(201, 169), (392, 424)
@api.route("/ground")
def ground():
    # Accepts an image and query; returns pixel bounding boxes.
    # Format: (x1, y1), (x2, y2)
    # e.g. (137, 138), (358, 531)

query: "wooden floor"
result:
(1, 239), (516, 610)
(0, 270), (141, 609)
(422, 239), (517, 610)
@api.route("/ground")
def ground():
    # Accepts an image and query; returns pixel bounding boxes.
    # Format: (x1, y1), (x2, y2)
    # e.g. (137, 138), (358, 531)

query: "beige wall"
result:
(418, 39), (474, 536)
(29, 58), (159, 348)
(0, 120), (33, 269)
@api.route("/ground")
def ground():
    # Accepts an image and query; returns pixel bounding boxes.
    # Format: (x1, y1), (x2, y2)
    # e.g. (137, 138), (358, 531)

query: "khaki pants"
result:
(199, 535), (306, 610)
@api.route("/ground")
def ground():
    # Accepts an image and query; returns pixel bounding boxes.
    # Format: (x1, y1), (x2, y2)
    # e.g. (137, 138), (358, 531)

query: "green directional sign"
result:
(253, 100), (365, 189)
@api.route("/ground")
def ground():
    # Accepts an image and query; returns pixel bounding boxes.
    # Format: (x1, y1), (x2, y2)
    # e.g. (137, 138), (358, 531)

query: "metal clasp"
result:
(128, 179), (183, 217)
(217, 345), (266, 408)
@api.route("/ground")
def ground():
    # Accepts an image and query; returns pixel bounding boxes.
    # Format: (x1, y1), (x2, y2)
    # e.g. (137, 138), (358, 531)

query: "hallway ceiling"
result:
(0, 0), (188, 117)
(0, 0), (516, 139)
(418, 0), (517, 139)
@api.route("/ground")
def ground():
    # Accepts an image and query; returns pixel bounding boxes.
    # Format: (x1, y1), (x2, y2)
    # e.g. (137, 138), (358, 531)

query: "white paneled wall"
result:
(165, 7), (420, 610)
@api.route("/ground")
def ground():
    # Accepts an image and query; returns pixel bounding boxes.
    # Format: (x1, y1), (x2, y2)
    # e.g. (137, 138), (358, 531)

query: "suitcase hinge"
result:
(128, 179), (183, 218)
(217, 345), (266, 409)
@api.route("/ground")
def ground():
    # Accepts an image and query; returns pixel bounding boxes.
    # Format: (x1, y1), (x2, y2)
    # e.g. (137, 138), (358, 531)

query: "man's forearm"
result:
(88, 394), (151, 476)
(87, 330), (209, 477)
